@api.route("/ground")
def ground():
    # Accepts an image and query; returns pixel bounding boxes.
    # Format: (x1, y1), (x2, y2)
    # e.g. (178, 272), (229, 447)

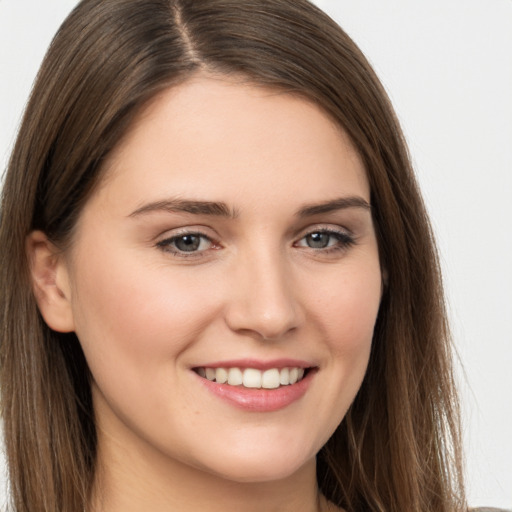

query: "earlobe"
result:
(26, 230), (75, 333)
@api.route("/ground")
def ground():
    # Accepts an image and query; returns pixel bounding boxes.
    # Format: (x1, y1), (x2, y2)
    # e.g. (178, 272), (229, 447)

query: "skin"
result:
(29, 74), (382, 512)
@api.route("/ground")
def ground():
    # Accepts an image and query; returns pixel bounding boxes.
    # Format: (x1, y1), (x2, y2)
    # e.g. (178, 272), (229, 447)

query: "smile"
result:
(195, 367), (307, 389)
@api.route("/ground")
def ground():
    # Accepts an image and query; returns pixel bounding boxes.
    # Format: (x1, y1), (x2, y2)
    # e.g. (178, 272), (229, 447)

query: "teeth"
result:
(243, 368), (262, 388)
(227, 367), (243, 386)
(215, 367), (228, 384)
(261, 369), (280, 389)
(197, 366), (307, 389)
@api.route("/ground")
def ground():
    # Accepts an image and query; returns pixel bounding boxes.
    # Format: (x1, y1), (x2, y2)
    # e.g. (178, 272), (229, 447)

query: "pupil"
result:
(176, 235), (200, 252)
(307, 232), (329, 248)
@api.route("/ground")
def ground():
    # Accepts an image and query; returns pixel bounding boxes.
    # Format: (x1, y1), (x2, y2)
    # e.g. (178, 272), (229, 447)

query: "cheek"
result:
(313, 261), (382, 352)
(68, 245), (220, 373)
(294, 259), (381, 444)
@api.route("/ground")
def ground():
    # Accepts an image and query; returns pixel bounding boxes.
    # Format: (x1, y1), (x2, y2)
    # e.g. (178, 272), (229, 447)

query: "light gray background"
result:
(1, 0), (511, 508)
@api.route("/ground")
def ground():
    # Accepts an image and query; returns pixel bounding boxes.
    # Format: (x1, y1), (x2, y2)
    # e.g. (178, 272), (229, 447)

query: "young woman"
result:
(0, 0), (469, 510)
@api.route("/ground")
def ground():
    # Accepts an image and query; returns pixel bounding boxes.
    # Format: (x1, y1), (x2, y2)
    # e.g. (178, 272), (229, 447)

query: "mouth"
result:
(193, 366), (310, 390)
(192, 362), (316, 412)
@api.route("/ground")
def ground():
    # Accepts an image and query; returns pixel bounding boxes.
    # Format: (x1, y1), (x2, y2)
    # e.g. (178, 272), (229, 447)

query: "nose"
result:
(224, 250), (302, 341)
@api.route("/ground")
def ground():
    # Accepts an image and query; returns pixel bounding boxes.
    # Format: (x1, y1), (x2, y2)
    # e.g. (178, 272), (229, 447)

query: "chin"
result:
(211, 461), (312, 484)
(193, 443), (317, 484)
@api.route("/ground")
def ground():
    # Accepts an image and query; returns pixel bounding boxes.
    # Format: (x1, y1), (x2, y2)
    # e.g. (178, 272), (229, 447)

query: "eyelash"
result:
(156, 227), (356, 258)
(156, 230), (216, 258)
(294, 228), (356, 254)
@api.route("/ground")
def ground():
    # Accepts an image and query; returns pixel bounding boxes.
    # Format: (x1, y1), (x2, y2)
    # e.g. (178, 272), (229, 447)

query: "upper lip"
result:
(192, 358), (315, 371)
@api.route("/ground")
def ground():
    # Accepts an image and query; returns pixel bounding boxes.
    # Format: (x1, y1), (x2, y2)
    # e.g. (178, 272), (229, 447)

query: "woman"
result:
(0, 0), (468, 510)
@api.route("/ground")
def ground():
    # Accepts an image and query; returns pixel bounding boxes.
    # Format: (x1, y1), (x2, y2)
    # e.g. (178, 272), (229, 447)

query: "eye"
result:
(295, 229), (355, 252)
(157, 232), (214, 254)
(304, 232), (336, 249)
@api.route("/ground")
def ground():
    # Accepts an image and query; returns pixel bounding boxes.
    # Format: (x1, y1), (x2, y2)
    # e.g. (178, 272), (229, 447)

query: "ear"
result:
(26, 230), (75, 333)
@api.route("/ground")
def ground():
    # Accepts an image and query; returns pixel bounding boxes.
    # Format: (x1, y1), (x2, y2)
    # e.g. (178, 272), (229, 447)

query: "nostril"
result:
(224, 266), (301, 340)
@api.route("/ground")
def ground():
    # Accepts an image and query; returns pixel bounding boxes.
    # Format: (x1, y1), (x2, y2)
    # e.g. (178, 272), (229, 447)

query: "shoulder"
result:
(470, 508), (512, 512)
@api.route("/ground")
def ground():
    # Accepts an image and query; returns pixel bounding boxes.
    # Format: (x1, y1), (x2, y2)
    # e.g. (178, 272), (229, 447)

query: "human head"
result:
(0, 1), (464, 511)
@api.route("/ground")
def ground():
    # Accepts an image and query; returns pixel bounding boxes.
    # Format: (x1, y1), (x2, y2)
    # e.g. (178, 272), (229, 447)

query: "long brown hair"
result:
(0, 0), (466, 510)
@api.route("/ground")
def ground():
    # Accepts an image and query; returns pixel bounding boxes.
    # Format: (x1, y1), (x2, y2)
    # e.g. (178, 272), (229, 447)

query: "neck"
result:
(90, 422), (326, 512)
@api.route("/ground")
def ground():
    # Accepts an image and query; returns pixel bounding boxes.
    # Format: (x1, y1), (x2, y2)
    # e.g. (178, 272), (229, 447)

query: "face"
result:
(60, 75), (382, 483)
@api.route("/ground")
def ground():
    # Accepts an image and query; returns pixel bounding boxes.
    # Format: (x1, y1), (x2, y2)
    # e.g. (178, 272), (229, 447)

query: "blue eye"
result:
(157, 233), (213, 254)
(305, 232), (334, 249)
(297, 229), (354, 251)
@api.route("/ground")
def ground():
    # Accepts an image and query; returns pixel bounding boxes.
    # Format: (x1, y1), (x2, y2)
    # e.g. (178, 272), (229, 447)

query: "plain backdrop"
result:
(1, 0), (511, 509)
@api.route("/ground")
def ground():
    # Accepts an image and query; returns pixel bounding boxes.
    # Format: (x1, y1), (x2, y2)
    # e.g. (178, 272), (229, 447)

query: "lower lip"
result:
(196, 370), (315, 412)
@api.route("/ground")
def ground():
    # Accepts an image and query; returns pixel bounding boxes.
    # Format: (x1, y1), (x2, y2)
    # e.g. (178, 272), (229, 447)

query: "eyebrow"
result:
(296, 196), (371, 217)
(128, 195), (371, 219)
(129, 199), (238, 218)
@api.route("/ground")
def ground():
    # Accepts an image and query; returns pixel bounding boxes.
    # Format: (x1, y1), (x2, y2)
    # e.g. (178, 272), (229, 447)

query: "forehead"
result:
(93, 74), (369, 215)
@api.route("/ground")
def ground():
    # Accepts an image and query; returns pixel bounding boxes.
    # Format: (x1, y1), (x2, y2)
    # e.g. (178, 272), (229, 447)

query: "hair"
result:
(0, 0), (466, 511)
